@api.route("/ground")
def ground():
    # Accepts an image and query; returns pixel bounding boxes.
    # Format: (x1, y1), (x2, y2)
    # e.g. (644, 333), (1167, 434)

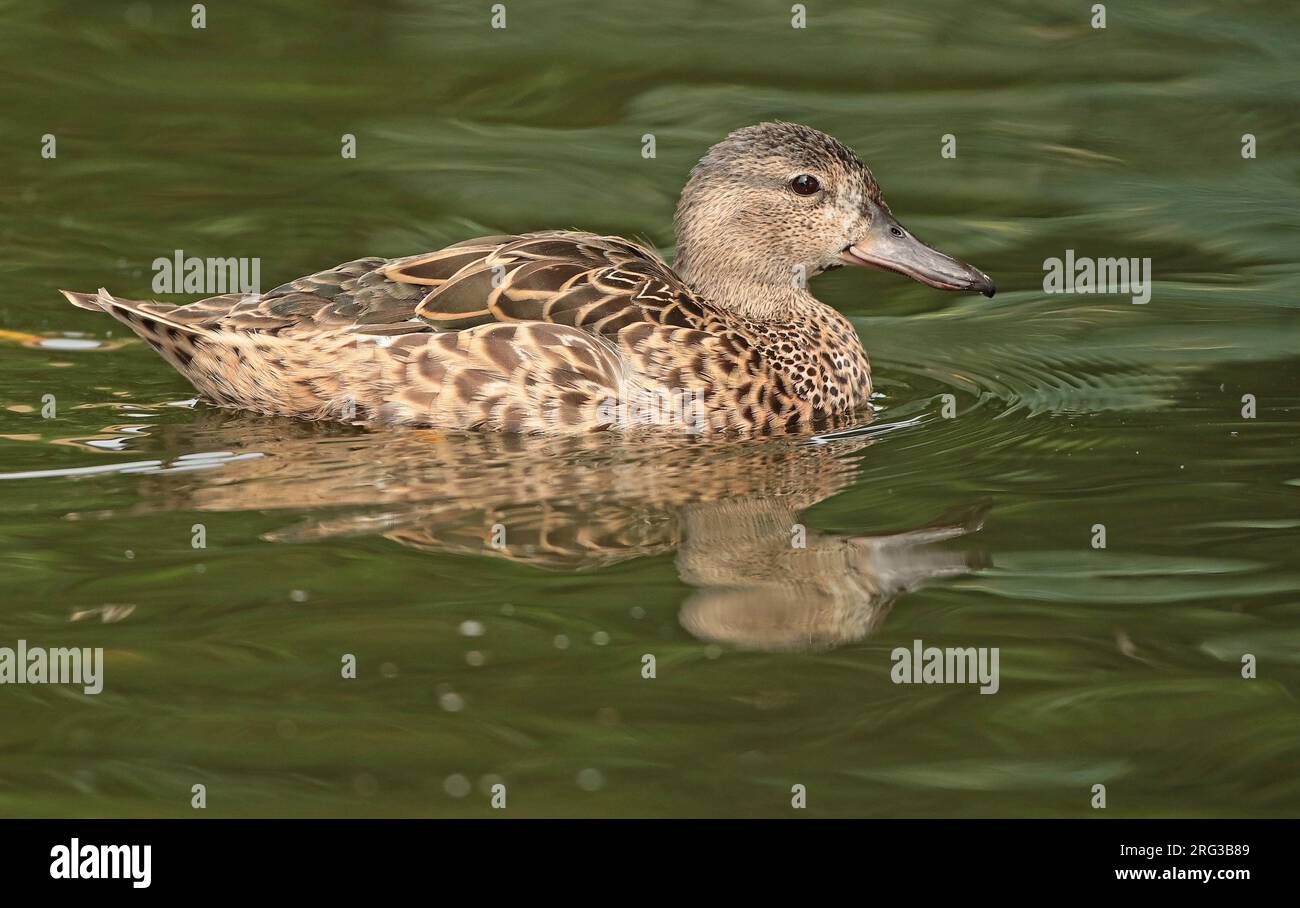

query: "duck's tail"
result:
(59, 288), (211, 372)
(60, 287), (212, 336)
(60, 289), (108, 313)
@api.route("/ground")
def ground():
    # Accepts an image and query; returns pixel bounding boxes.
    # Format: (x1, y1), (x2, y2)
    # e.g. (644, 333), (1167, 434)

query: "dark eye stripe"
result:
(790, 174), (820, 195)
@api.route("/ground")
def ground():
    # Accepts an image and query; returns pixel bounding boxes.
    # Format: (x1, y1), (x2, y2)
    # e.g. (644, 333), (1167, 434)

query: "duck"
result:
(61, 122), (994, 436)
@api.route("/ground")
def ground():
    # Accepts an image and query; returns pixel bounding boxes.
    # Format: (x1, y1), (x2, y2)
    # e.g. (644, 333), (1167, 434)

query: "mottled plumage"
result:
(62, 122), (993, 435)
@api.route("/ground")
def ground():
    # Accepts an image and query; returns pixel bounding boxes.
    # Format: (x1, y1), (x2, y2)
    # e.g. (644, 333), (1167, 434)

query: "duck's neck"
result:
(674, 250), (822, 323)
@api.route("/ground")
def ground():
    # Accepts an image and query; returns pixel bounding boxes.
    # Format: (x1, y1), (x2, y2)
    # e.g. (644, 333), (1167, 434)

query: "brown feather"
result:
(62, 230), (871, 434)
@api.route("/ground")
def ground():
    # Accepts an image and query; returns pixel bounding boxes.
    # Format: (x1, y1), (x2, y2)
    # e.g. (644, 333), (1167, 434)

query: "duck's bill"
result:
(841, 213), (995, 298)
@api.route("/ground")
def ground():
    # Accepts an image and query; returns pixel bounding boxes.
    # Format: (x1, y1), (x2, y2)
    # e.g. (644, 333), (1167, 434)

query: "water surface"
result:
(1, 0), (1298, 817)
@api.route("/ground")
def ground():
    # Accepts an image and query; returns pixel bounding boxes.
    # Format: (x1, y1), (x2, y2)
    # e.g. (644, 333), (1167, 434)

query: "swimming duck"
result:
(62, 122), (994, 435)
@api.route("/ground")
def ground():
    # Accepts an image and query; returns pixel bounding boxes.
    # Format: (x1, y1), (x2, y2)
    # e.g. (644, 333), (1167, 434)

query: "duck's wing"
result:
(135, 233), (712, 340)
(108, 256), (432, 337)
(385, 232), (714, 334)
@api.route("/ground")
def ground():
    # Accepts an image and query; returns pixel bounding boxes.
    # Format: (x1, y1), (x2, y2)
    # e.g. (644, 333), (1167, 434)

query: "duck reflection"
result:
(118, 409), (987, 651)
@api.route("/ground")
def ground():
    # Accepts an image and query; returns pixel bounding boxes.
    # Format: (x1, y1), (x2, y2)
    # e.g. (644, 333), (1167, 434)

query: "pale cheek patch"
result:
(822, 192), (862, 239)
(842, 183), (866, 212)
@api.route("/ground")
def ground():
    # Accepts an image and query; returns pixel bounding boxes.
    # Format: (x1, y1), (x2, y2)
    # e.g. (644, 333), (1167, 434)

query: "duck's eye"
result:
(889, 226), (905, 238)
(790, 174), (821, 196)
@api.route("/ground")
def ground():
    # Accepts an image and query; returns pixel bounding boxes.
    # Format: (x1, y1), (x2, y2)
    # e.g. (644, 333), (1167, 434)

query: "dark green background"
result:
(0, 1), (1297, 816)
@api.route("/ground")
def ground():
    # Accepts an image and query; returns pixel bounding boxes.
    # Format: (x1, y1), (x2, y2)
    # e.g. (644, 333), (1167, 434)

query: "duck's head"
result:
(673, 122), (995, 315)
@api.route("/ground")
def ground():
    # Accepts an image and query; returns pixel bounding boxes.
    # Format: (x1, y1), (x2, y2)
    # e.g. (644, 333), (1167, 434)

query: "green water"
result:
(1, 0), (1298, 817)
